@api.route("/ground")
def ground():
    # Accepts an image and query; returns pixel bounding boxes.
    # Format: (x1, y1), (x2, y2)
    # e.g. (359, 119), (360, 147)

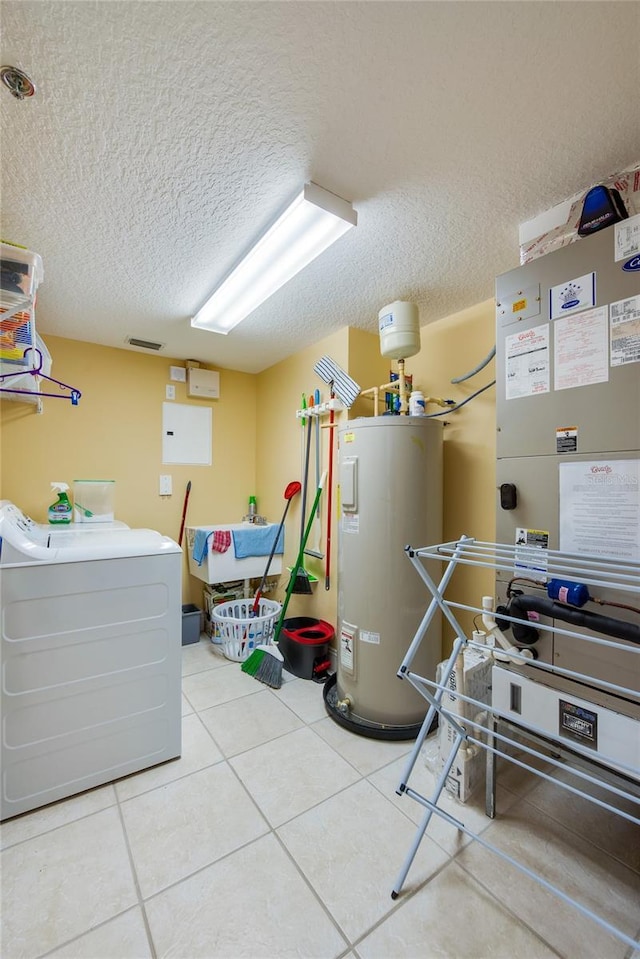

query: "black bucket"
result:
(279, 616), (334, 681)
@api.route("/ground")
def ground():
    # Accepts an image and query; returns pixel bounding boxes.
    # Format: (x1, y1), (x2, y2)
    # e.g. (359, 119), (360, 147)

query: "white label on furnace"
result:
(615, 213), (640, 261)
(554, 306), (608, 391)
(610, 295), (640, 366)
(505, 324), (550, 399)
(514, 528), (549, 580)
(340, 625), (355, 671)
(549, 272), (596, 320)
(342, 513), (359, 534)
(360, 630), (380, 645)
(559, 459), (640, 561)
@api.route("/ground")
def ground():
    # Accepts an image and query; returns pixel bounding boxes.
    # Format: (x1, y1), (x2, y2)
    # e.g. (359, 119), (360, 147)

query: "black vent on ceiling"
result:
(126, 337), (165, 351)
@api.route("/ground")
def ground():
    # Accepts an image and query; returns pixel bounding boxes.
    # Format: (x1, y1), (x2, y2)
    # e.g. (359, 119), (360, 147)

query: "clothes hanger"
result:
(0, 347), (81, 404)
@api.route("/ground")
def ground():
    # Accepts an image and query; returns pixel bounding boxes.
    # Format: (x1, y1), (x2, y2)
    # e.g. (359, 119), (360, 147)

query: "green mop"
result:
(242, 471), (326, 689)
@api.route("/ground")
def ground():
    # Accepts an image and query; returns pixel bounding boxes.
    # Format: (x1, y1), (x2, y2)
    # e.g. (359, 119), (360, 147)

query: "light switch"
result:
(166, 385), (176, 400)
(159, 474), (172, 495)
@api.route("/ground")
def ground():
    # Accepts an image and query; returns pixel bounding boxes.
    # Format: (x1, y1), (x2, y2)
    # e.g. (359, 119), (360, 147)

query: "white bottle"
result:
(409, 390), (426, 416)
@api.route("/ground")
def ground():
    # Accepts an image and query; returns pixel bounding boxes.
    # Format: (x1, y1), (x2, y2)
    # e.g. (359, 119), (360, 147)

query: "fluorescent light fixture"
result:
(191, 182), (357, 334)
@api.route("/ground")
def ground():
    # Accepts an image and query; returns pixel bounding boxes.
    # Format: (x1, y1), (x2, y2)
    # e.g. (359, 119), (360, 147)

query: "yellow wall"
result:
(409, 298), (497, 646)
(346, 327), (389, 419)
(1, 304), (497, 649)
(255, 327), (349, 624)
(0, 335), (258, 604)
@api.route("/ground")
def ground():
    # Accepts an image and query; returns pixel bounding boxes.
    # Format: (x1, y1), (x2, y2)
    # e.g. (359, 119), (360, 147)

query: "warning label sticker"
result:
(340, 625), (355, 672)
(556, 426), (578, 454)
(514, 528), (549, 580)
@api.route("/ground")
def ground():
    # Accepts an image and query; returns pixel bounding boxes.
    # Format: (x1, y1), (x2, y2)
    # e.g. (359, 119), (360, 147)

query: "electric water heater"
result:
(324, 416), (443, 738)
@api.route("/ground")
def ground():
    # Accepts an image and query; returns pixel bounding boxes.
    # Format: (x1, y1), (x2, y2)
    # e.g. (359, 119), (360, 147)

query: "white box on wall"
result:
(162, 402), (212, 465)
(187, 368), (220, 399)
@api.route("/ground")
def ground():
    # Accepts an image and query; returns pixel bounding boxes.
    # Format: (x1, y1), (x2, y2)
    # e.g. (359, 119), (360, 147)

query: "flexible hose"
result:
(509, 595), (640, 646)
(424, 380), (496, 418)
(450, 345), (496, 384)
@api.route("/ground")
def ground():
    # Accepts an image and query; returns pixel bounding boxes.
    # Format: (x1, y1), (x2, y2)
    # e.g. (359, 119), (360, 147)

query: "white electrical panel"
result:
(187, 368), (220, 399)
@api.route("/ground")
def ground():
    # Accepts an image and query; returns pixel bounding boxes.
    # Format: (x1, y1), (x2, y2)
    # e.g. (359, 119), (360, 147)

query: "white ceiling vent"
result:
(126, 337), (165, 351)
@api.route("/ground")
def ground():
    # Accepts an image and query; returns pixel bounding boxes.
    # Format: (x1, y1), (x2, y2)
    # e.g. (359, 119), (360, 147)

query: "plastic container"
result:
(48, 482), (72, 525)
(212, 598), (281, 662)
(182, 604), (201, 646)
(1, 242), (44, 300)
(378, 301), (421, 360)
(279, 617), (335, 680)
(73, 480), (115, 523)
(409, 390), (426, 416)
(1, 244), (44, 367)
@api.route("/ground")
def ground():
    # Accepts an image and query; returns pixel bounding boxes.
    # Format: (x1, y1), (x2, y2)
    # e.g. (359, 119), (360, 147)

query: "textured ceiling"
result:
(2, 2), (639, 374)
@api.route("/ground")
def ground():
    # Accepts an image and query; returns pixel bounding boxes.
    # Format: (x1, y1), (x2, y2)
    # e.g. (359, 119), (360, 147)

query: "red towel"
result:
(211, 530), (231, 553)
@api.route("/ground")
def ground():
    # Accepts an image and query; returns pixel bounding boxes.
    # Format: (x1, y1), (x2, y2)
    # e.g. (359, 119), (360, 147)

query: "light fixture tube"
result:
(191, 182), (357, 334)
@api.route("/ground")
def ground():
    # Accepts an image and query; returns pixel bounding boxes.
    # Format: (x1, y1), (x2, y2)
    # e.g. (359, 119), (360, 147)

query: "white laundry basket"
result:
(212, 598), (281, 662)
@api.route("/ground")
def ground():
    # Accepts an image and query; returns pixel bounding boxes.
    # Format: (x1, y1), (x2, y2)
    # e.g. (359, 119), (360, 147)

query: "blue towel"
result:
(232, 524), (284, 559)
(193, 529), (214, 566)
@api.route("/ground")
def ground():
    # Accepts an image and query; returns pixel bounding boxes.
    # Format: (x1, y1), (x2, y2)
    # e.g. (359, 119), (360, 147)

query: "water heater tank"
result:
(378, 301), (421, 360)
(324, 417), (443, 739)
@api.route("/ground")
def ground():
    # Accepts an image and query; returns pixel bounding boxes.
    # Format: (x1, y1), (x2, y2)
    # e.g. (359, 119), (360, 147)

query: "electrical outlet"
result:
(166, 384), (176, 400)
(159, 474), (172, 495)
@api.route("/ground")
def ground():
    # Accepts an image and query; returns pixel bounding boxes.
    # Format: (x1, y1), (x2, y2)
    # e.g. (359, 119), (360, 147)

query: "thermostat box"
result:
(187, 367), (220, 399)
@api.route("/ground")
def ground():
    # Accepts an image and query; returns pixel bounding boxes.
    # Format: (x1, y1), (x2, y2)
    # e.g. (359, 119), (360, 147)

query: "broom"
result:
(242, 471), (327, 688)
(292, 410), (314, 594)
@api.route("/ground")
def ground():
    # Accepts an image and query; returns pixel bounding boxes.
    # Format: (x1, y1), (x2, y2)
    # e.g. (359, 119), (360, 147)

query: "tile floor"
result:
(2, 636), (639, 959)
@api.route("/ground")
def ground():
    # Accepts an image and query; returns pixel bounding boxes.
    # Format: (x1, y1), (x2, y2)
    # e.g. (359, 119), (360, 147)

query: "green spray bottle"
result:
(48, 482), (72, 524)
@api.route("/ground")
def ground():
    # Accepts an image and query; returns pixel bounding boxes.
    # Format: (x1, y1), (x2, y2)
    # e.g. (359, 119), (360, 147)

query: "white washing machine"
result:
(0, 501), (182, 819)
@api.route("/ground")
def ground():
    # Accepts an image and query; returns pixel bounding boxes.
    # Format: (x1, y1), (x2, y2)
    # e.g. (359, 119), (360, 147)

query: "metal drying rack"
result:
(391, 536), (640, 950)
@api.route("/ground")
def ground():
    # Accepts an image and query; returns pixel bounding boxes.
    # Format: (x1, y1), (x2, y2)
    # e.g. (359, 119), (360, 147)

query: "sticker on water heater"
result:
(342, 513), (359, 534)
(549, 272), (596, 320)
(339, 625), (355, 672)
(360, 630), (380, 645)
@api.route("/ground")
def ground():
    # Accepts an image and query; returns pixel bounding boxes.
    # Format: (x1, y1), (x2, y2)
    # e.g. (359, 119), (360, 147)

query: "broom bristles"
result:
(241, 643), (283, 686)
(291, 566), (313, 595)
(254, 649), (284, 689)
(241, 647), (266, 676)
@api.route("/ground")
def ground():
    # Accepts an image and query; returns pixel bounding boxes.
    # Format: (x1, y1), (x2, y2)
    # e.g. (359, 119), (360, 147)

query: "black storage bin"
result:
(279, 617), (334, 680)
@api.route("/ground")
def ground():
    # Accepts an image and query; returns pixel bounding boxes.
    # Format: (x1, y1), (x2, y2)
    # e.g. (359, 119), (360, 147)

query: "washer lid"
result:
(0, 501), (181, 564)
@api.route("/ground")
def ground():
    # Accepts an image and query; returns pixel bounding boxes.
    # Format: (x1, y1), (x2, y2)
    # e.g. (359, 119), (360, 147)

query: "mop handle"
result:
(325, 393), (335, 590)
(252, 495), (294, 613)
(178, 481), (191, 547)
(273, 472), (327, 643)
